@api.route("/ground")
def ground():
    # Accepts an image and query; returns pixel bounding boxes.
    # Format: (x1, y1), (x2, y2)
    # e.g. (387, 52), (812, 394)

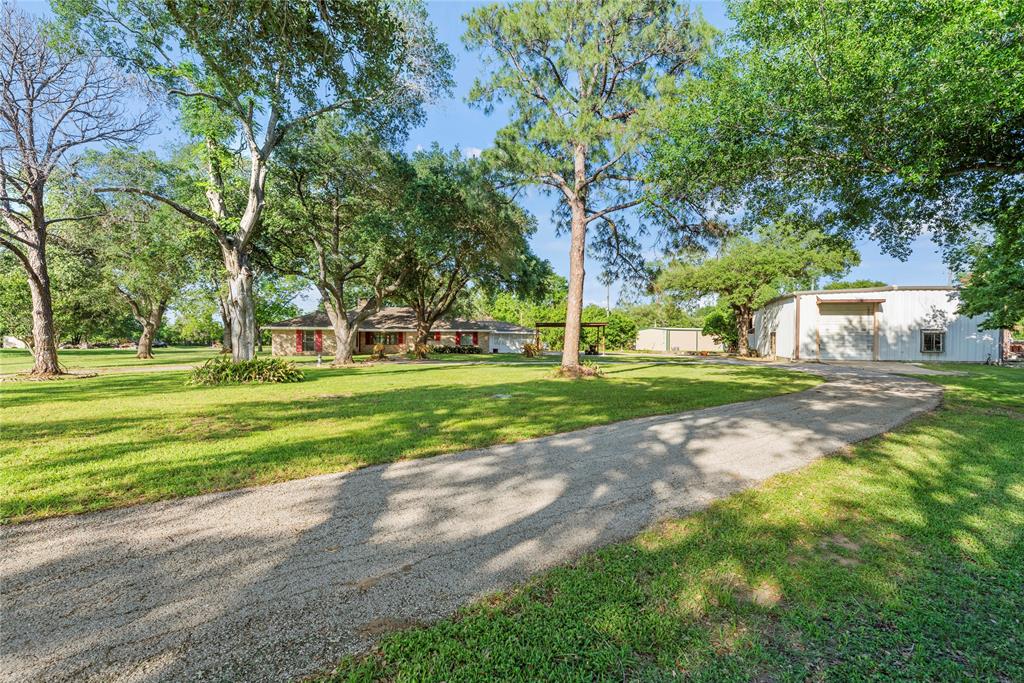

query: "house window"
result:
(302, 330), (315, 352)
(374, 332), (400, 345)
(921, 329), (945, 353)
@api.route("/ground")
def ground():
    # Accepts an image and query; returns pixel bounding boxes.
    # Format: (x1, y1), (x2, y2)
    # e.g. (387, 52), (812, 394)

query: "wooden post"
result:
(794, 294), (801, 360)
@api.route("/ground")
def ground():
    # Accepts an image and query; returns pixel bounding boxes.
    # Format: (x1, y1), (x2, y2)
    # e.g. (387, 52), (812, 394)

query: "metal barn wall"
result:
(636, 328), (669, 352)
(753, 298), (796, 358)
(784, 288), (999, 362)
(668, 329), (698, 351)
(873, 289), (1000, 362)
(635, 328), (724, 353)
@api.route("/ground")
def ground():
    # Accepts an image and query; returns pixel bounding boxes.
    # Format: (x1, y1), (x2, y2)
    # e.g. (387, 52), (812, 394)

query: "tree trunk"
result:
(561, 198), (587, 372)
(224, 247), (256, 362)
(415, 321), (432, 348)
(135, 301), (165, 359)
(736, 307), (751, 356)
(136, 322), (156, 359)
(26, 243), (60, 375)
(324, 298), (357, 366)
(218, 295), (232, 353)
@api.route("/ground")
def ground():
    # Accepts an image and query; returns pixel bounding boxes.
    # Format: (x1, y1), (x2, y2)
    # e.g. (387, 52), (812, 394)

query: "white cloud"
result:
(463, 146), (483, 158)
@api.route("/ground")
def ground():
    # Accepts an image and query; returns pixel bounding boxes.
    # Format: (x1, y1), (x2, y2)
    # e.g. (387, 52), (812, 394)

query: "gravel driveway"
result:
(0, 364), (942, 682)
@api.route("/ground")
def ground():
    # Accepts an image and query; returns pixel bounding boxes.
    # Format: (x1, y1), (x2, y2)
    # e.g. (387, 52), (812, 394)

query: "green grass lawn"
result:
(0, 345), (222, 372)
(0, 345), (352, 373)
(326, 365), (1024, 682)
(0, 361), (818, 522)
(0, 345), (610, 374)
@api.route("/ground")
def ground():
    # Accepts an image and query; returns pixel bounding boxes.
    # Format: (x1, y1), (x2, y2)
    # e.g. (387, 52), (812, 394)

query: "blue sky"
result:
(413, 1), (951, 305)
(20, 0), (952, 307)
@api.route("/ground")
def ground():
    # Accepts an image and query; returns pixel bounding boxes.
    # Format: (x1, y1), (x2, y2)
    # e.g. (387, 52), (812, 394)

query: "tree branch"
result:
(584, 199), (642, 225)
(93, 186), (226, 240)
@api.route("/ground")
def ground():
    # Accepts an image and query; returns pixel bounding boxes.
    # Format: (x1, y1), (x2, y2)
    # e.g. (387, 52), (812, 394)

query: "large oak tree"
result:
(0, 3), (151, 374)
(653, 0), (1023, 328)
(390, 148), (538, 348)
(58, 0), (452, 361)
(265, 122), (410, 365)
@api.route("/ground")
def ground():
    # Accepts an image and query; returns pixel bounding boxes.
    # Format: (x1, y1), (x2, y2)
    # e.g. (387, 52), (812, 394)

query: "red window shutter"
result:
(455, 332), (461, 345)
(434, 331), (441, 342)
(314, 330), (323, 352)
(397, 332), (404, 344)
(295, 330), (303, 353)
(365, 332), (373, 345)
(472, 332), (479, 345)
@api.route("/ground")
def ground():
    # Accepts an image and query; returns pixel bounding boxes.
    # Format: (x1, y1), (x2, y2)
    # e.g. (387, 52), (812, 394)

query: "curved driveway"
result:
(1, 363), (942, 682)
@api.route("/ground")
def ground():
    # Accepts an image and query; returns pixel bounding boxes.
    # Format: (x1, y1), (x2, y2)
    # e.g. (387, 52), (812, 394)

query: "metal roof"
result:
(762, 285), (955, 308)
(816, 297), (886, 304)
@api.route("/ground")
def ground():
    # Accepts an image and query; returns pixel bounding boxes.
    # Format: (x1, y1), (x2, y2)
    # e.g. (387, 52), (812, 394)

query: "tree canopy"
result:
(389, 147), (539, 347)
(464, 0), (714, 371)
(659, 228), (859, 354)
(57, 0), (453, 361)
(823, 280), (888, 291)
(651, 0), (1023, 327)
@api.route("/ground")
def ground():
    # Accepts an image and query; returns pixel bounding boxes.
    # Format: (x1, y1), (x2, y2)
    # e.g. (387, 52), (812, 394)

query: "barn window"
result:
(302, 330), (316, 352)
(921, 329), (945, 353)
(374, 332), (399, 345)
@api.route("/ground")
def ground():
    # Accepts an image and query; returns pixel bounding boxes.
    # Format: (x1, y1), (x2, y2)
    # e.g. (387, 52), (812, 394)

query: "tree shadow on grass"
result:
(2, 366), (818, 520)
(334, 406), (1024, 682)
(0, 371), (948, 681)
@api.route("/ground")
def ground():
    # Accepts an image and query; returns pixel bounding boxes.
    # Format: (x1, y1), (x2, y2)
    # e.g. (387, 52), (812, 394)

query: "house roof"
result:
(264, 307), (535, 334)
(761, 285), (955, 308)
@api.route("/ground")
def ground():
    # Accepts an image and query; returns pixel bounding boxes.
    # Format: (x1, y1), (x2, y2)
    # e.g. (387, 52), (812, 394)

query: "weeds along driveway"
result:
(0, 365), (942, 682)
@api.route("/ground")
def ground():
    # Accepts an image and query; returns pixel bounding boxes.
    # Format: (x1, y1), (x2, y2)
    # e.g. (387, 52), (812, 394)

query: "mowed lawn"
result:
(0, 345), (374, 373)
(327, 365), (1024, 682)
(0, 345), (567, 375)
(0, 345), (224, 373)
(0, 361), (818, 522)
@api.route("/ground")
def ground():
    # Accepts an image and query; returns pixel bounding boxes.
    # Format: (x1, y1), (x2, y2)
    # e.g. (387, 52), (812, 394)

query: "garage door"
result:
(818, 303), (874, 360)
(491, 333), (530, 353)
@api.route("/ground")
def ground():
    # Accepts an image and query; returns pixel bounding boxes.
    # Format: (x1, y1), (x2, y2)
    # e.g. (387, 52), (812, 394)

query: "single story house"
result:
(750, 285), (1009, 362)
(265, 307), (536, 356)
(635, 327), (724, 354)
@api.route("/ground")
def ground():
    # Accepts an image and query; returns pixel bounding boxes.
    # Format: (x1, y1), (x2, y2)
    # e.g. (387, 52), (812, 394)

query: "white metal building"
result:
(751, 286), (1007, 363)
(636, 327), (724, 354)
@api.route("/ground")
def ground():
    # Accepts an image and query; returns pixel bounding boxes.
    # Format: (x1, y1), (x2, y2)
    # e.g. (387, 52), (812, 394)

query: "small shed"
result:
(636, 327), (724, 354)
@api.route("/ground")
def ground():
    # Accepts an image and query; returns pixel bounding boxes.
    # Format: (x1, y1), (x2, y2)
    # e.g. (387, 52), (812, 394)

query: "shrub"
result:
(522, 343), (540, 358)
(411, 343), (430, 359)
(430, 344), (482, 355)
(370, 343), (387, 360)
(188, 357), (304, 386)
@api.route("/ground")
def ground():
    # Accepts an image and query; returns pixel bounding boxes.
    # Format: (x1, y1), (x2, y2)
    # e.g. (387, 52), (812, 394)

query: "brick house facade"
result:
(265, 308), (534, 357)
